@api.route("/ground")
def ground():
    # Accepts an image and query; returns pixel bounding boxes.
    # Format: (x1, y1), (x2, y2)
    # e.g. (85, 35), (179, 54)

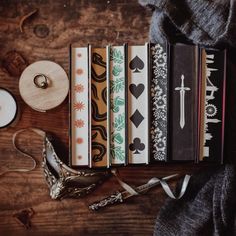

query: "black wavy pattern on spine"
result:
(91, 99), (107, 121)
(92, 52), (106, 68)
(91, 52), (106, 83)
(92, 125), (107, 140)
(91, 83), (98, 100)
(91, 67), (106, 83)
(102, 87), (107, 105)
(92, 142), (106, 162)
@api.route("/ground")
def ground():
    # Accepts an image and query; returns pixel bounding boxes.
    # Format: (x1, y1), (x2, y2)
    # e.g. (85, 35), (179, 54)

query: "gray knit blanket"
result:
(139, 0), (236, 47)
(139, 0), (236, 235)
(154, 165), (236, 236)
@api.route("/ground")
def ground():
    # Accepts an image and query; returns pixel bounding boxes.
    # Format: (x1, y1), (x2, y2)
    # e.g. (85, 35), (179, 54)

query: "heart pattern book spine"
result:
(127, 44), (150, 164)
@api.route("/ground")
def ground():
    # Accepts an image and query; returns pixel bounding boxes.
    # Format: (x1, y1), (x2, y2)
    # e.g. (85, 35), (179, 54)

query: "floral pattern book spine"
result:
(150, 44), (168, 161)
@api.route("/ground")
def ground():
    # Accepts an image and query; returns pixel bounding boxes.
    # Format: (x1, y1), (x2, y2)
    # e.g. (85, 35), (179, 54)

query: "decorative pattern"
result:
(91, 48), (108, 167)
(110, 46), (126, 165)
(71, 47), (89, 166)
(201, 49), (226, 162)
(128, 44), (149, 164)
(74, 84), (84, 93)
(74, 101), (85, 111)
(150, 44), (168, 161)
(75, 119), (85, 128)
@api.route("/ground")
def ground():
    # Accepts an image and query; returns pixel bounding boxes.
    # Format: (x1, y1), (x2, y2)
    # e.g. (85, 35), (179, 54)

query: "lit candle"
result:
(0, 88), (18, 129)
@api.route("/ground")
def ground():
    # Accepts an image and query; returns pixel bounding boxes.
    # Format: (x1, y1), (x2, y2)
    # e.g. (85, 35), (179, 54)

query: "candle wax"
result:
(0, 88), (17, 128)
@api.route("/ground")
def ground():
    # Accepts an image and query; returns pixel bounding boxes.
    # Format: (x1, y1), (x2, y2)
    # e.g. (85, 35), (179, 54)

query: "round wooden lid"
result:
(19, 60), (69, 112)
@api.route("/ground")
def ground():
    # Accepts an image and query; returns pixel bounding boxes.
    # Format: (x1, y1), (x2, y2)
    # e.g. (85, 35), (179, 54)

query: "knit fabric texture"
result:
(139, 1), (236, 235)
(153, 165), (236, 236)
(139, 0), (236, 47)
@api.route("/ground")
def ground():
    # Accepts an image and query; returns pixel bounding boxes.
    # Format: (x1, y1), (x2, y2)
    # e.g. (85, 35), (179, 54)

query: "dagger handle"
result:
(89, 192), (123, 211)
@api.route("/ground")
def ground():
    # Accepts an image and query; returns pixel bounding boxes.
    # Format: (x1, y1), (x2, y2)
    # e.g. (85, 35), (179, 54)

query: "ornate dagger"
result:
(175, 74), (190, 129)
(89, 174), (178, 211)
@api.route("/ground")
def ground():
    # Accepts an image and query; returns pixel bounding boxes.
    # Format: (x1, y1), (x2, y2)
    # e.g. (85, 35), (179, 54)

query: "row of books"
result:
(70, 42), (226, 168)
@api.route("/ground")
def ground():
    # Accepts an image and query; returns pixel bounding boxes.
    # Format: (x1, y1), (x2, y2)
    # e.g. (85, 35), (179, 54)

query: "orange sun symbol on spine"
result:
(75, 84), (84, 93)
(76, 68), (83, 75)
(77, 137), (83, 144)
(74, 101), (85, 111)
(75, 119), (85, 128)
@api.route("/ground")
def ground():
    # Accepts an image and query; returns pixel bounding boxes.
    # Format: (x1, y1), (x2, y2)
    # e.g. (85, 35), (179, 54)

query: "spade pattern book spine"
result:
(150, 43), (169, 162)
(127, 44), (150, 164)
(200, 48), (226, 163)
(169, 43), (199, 161)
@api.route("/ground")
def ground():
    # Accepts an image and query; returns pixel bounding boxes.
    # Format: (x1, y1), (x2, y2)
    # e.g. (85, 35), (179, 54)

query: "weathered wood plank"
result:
(0, 1), (209, 235)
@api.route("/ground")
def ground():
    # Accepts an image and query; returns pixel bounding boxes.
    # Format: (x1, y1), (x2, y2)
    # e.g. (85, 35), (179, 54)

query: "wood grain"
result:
(0, 1), (233, 235)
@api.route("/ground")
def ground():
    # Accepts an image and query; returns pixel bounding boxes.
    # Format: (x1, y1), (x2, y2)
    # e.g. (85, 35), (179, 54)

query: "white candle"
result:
(0, 88), (17, 128)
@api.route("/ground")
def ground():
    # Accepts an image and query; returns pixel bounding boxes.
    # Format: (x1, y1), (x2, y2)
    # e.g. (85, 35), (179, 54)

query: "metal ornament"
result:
(175, 74), (190, 129)
(89, 174), (191, 211)
(3, 128), (110, 199)
(42, 135), (110, 199)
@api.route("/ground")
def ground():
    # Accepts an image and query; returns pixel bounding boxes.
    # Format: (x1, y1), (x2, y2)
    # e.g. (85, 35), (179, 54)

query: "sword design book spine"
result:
(169, 43), (199, 161)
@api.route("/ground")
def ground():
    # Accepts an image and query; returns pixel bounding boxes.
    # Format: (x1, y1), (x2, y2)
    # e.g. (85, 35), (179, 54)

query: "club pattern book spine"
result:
(127, 44), (149, 164)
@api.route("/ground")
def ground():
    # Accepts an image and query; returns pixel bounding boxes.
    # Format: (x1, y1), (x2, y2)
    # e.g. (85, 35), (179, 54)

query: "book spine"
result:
(169, 44), (199, 161)
(127, 44), (149, 164)
(91, 47), (108, 168)
(200, 48), (226, 163)
(110, 45), (126, 166)
(71, 46), (90, 166)
(150, 43), (169, 162)
(106, 45), (111, 168)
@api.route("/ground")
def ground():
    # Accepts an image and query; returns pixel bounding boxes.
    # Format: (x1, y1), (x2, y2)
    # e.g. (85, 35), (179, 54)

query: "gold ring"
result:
(33, 74), (48, 89)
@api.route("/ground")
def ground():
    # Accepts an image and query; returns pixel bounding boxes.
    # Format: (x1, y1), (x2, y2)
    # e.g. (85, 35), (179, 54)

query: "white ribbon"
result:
(112, 168), (191, 199)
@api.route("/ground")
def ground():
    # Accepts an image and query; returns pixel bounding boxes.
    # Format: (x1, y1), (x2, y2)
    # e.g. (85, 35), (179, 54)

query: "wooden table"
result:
(0, 1), (235, 235)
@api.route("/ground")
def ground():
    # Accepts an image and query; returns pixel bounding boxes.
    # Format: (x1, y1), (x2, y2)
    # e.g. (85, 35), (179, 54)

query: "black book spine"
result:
(169, 43), (199, 161)
(201, 48), (226, 163)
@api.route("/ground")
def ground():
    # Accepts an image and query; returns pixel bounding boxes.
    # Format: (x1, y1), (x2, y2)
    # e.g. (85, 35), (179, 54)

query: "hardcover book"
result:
(91, 47), (109, 168)
(109, 45), (127, 166)
(199, 48), (226, 163)
(70, 45), (91, 166)
(169, 43), (199, 161)
(150, 43), (169, 162)
(127, 43), (150, 164)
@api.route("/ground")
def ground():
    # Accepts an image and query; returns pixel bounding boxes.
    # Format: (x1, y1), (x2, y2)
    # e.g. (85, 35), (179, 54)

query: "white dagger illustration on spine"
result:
(175, 75), (190, 129)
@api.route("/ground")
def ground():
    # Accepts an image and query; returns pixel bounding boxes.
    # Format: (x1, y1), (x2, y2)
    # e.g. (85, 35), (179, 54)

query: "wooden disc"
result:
(19, 60), (69, 112)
